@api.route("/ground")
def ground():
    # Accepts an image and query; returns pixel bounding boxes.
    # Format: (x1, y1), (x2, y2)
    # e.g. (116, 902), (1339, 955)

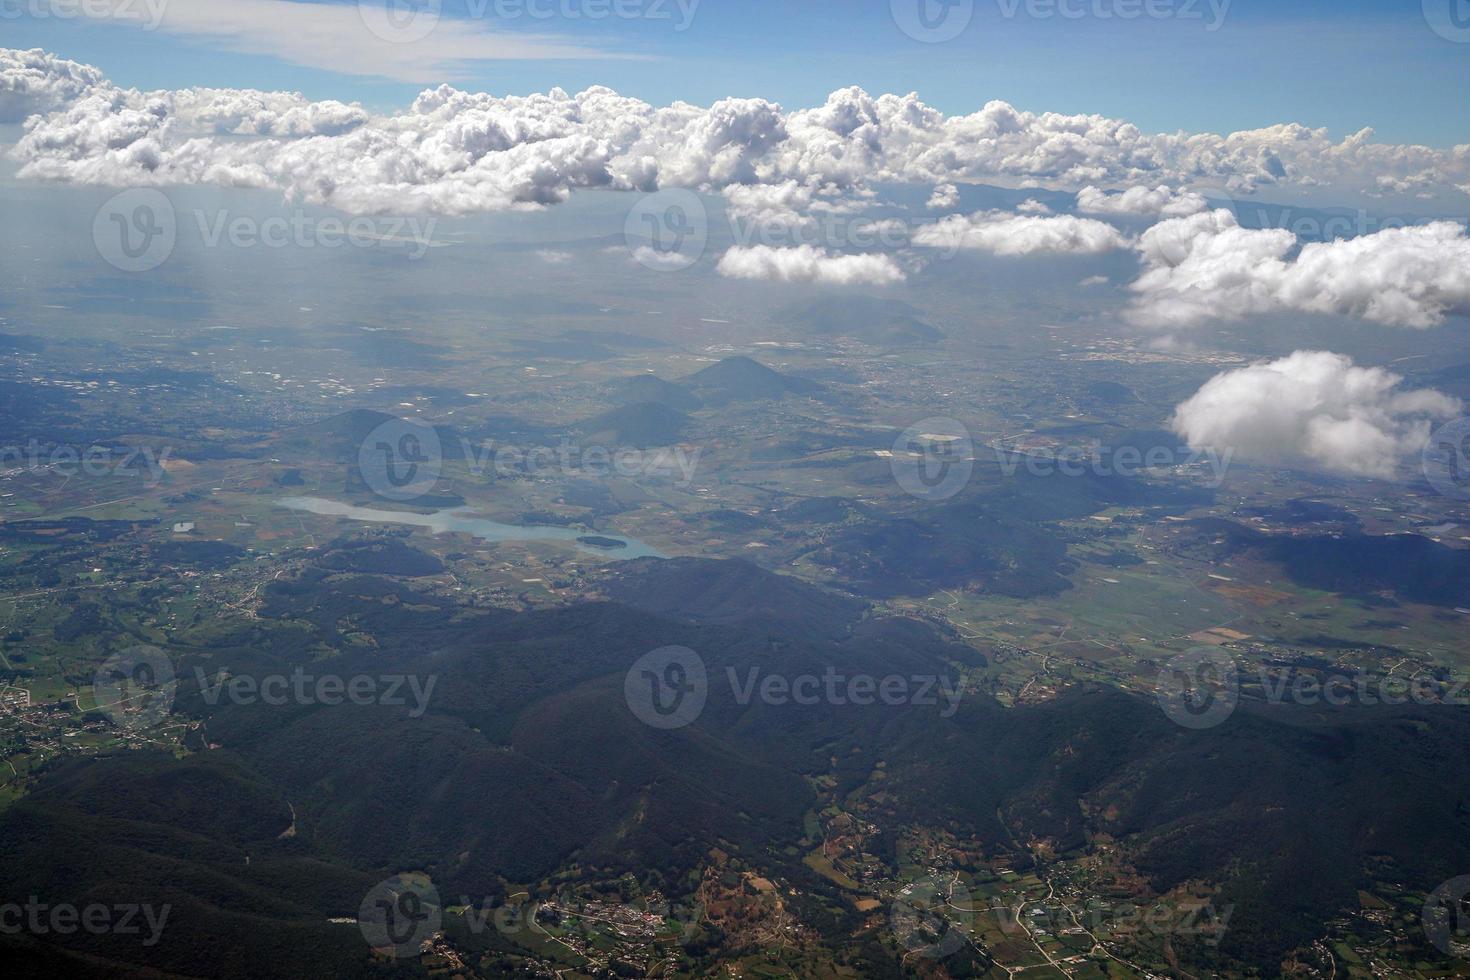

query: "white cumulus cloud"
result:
(716, 245), (905, 285)
(0, 48), (105, 123)
(1128, 210), (1470, 329)
(1171, 350), (1461, 478)
(7, 48), (1470, 216)
(926, 183), (959, 210)
(1075, 184), (1208, 218)
(912, 210), (1130, 256)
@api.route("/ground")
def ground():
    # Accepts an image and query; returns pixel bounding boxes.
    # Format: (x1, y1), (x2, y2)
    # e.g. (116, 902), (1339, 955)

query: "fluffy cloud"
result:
(716, 245), (905, 285)
(927, 183), (959, 210)
(0, 48), (105, 123)
(172, 88), (369, 137)
(1128, 210), (1470, 329)
(7, 47), (1470, 215)
(1075, 184), (1207, 218)
(1171, 350), (1460, 478)
(912, 210), (1129, 256)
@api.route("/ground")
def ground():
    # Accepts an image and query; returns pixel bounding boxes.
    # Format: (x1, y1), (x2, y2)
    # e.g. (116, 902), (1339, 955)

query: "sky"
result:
(2, 0), (1469, 483)
(3, 0), (1468, 146)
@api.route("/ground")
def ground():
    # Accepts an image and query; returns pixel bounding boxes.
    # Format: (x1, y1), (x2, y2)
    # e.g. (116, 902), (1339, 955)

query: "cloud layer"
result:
(1171, 350), (1460, 478)
(715, 245), (905, 285)
(913, 211), (1130, 256)
(1075, 184), (1207, 218)
(6, 47), (1469, 216)
(1128, 210), (1470, 329)
(0, 48), (104, 123)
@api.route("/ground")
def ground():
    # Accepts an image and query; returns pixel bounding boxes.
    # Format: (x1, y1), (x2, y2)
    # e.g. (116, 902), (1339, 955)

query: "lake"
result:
(277, 497), (663, 560)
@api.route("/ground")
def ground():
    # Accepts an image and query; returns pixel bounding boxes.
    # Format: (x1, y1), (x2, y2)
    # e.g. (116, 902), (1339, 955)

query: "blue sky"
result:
(6, 0), (1469, 146)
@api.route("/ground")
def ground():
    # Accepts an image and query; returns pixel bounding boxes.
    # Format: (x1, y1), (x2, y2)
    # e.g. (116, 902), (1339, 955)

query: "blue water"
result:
(277, 497), (662, 560)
